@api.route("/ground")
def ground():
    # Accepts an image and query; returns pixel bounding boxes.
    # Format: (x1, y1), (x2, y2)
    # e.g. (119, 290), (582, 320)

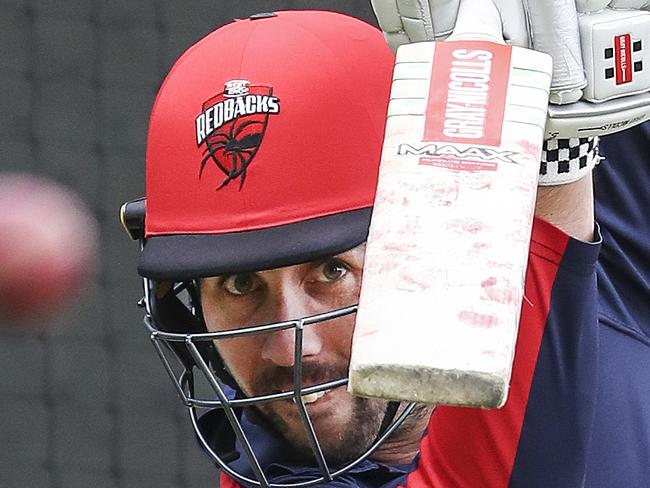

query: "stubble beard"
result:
(242, 360), (390, 467)
(257, 392), (389, 467)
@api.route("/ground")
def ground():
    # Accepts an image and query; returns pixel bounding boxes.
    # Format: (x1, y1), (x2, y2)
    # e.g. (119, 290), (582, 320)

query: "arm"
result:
(535, 171), (595, 242)
(407, 217), (601, 487)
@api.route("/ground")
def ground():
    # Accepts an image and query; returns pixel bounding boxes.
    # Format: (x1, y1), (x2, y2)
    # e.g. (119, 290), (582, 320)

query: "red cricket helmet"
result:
(138, 10), (395, 280)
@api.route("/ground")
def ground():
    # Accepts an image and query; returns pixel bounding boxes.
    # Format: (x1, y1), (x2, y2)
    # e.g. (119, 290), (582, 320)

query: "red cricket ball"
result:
(0, 173), (99, 324)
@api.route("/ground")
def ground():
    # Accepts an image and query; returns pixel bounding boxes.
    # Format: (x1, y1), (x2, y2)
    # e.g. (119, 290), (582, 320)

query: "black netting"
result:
(0, 2), (376, 487)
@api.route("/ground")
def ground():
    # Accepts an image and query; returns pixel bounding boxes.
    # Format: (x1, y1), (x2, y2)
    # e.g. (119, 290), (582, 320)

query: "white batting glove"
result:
(370, 0), (458, 47)
(372, 0), (650, 184)
(541, 1), (650, 140)
(371, 0), (529, 49)
(372, 0), (650, 136)
(529, 0), (650, 183)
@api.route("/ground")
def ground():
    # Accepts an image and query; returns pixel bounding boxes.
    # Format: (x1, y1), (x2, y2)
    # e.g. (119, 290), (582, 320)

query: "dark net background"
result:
(0, 1), (376, 487)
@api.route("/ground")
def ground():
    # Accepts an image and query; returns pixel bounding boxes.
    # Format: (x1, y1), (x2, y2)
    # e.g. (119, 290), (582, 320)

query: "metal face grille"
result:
(142, 277), (414, 488)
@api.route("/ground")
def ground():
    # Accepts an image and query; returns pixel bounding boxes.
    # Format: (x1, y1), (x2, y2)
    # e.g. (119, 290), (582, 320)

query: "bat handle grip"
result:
(448, 0), (505, 44)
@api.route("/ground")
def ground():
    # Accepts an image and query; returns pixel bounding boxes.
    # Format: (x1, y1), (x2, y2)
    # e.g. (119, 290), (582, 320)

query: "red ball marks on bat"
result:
(0, 173), (99, 325)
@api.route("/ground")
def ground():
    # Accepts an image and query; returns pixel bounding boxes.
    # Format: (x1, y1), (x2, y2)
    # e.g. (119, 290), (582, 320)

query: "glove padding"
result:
(371, 0), (529, 49)
(371, 0), (650, 139)
(370, 0), (459, 48)
(547, 2), (650, 138)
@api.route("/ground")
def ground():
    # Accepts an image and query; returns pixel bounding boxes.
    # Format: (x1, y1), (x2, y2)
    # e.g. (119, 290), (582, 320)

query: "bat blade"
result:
(349, 40), (552, 408)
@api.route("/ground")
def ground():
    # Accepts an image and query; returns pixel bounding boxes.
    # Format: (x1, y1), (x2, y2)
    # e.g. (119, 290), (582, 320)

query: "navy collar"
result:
(197, 398), (413, 487)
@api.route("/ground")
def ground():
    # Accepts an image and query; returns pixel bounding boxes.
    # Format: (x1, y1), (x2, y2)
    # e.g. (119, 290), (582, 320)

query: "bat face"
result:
(349, 39), (552, 408)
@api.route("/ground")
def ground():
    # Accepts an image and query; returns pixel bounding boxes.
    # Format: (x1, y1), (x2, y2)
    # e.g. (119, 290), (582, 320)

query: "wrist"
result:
(539, 136), (601, 186)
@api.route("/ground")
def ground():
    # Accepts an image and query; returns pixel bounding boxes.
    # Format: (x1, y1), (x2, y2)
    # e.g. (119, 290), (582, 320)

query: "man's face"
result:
(200, 244), (390, 465)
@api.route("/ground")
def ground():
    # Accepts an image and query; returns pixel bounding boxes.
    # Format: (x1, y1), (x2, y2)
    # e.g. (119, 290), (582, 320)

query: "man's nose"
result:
(260, 288), (323, 367)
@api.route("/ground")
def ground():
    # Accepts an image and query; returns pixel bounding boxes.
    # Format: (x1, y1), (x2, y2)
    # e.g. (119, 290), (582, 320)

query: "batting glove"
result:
(371, 0), (650, 183)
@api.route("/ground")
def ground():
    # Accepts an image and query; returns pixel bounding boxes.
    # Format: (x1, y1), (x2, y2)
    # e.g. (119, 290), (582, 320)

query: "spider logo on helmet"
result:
(195, 80), (281, 190)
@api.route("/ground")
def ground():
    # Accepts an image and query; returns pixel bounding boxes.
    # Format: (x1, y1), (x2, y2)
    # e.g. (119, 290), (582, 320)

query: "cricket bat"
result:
(349, 0), (553, 408)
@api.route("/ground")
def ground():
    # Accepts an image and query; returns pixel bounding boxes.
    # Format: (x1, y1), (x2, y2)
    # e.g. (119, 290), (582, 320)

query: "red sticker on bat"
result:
(419, 156), (497, 171)
(615, 34), (632, 85)
(424, 41), (512, 148)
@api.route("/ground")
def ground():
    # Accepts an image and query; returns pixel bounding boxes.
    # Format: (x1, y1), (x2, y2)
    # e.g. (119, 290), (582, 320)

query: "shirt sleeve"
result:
(595, 123), (650, 340)
(404, 217), (602, 488)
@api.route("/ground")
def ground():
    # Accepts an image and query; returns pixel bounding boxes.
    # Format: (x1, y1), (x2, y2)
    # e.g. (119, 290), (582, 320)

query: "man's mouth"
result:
(294, 389), (330, 404)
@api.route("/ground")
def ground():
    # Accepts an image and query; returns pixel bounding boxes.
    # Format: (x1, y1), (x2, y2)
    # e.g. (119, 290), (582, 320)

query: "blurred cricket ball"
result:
(0, 173), (99, 323)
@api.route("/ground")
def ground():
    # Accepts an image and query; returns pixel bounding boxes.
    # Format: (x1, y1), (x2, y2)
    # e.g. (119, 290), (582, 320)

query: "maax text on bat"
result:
(398, 143), (519, 164)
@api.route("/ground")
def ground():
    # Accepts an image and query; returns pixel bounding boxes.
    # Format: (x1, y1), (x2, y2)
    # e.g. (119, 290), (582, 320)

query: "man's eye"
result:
(222, 273), (258, 295)
(319, 259), (348, 282)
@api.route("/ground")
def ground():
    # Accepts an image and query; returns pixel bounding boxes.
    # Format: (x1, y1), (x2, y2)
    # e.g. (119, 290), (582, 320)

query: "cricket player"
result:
(122, 7), (650, 487)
